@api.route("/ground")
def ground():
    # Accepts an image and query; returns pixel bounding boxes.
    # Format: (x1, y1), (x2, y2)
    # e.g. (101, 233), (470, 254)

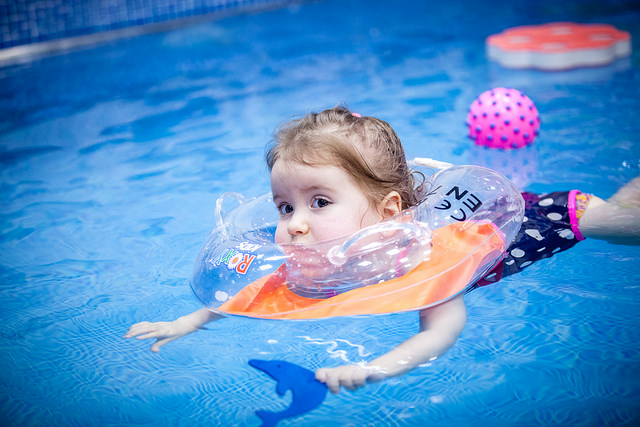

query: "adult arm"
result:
(579, 186), (640, 246)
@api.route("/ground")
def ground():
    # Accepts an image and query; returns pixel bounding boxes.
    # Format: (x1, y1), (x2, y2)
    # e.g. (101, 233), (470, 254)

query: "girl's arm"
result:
(315, 293), (467, 394)
(125, 307), (223, 353)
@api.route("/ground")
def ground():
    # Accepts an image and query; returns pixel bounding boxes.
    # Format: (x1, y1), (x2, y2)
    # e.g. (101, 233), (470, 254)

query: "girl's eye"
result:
(312, 198), (331, 208)
(278, 203), (294, 215)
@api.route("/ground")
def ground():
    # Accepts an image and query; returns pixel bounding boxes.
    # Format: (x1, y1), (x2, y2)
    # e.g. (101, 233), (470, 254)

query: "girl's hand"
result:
(315, 365), (385, 394)
(124, 319), (197, 353)
(125, 308), (222, 353)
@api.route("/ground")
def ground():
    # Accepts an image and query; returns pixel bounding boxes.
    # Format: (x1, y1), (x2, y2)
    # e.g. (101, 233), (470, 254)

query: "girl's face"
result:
(270, 161), (381, 245)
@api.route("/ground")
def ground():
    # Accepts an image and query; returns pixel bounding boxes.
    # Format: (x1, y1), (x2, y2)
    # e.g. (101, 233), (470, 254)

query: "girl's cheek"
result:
(274, 224), (287, 244)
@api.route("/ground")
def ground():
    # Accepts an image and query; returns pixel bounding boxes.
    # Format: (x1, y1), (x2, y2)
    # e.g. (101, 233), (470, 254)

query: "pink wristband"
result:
(568, 189), (585, 241)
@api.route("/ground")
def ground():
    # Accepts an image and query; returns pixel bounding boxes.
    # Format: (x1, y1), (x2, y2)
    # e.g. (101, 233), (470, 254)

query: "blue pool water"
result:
(1, 0), (640, 425)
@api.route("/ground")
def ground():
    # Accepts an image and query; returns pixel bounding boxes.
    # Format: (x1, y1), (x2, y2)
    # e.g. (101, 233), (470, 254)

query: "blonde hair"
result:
(265, 106), (419, 209)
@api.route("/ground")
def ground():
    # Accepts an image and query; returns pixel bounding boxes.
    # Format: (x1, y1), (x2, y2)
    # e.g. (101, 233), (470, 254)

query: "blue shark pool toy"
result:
(248, 359), (328, 426)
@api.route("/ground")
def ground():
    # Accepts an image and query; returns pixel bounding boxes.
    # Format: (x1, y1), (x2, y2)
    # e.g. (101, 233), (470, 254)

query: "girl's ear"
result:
(379, 191), (402, 220)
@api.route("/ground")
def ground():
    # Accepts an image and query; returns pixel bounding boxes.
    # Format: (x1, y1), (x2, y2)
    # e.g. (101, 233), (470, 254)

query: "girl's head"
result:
(266, 106), (417, 209)
(267, 107), (419, 244)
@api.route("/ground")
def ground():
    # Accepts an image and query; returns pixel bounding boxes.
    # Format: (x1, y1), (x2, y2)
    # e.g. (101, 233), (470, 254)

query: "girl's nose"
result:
(287, 212), (309, 236)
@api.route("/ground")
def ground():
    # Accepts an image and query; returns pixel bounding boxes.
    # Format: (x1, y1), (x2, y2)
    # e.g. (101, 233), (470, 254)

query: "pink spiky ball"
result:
(467, 88), (540, 149)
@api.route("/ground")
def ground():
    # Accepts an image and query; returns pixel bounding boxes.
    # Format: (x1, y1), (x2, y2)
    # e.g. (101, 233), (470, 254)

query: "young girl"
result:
(125, 107), (640, 394)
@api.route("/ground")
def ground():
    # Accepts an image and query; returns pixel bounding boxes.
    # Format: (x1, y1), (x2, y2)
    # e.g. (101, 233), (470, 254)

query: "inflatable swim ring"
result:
(486, 22), (631, 70)
(191, 165), (525, 319)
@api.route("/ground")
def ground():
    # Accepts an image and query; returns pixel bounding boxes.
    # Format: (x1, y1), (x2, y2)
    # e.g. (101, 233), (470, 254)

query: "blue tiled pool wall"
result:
(0, 0), (295, 49)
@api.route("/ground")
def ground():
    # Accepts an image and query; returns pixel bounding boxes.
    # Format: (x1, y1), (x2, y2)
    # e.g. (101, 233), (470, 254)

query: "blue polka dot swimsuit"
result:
(476, 191), (588, 287)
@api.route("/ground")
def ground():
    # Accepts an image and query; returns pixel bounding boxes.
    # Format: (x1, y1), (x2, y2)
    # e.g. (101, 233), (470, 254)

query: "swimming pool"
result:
(1, 0), (639, 425)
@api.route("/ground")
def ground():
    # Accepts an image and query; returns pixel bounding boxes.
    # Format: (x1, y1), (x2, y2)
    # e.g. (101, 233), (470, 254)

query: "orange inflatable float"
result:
(219, 222), (505, 319)
(486, 22), (631, 70)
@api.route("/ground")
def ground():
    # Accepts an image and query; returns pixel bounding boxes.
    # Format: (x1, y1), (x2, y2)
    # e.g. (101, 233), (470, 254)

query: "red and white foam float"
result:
(486, 22), (631, 70)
